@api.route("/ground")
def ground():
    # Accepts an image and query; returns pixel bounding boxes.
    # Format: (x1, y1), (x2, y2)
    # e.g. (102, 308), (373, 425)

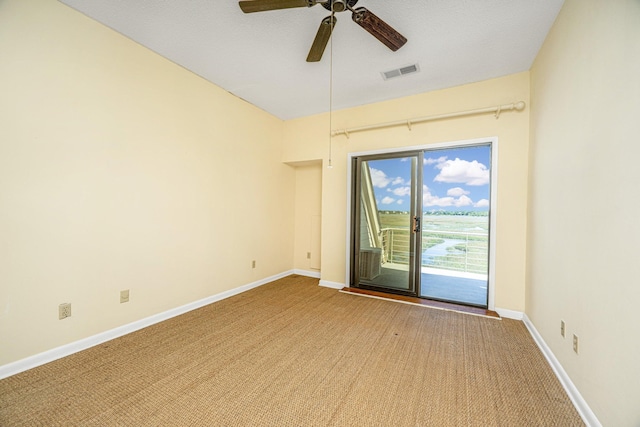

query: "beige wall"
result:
(529, 0), (640, 425)
(291, 163), (323, 273)
(284, 73), (531, 311)
(0, 0), (294, 366)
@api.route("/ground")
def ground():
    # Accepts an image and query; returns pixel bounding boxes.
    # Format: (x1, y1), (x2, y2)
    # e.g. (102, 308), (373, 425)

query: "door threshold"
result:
(340, 287), (500, 319)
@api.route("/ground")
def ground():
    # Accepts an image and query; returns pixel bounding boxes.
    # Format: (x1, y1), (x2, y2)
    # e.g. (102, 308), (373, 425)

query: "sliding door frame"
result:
(345, 137), (498, 310)
(350, 151), (423, 297)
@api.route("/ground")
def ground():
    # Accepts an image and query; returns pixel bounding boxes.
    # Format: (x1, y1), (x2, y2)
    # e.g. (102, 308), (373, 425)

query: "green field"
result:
(379, 212), (488, 231)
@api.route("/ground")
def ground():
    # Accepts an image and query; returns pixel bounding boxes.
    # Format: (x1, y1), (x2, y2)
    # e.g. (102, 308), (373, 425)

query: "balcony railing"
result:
(380, 228), (488, 275)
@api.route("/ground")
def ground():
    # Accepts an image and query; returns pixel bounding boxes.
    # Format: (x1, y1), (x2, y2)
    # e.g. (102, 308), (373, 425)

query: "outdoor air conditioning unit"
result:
(359, 248), (382, 280)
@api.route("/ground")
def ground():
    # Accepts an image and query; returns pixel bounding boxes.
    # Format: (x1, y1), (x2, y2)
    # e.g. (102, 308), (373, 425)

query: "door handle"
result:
(413, 216), (421, 233)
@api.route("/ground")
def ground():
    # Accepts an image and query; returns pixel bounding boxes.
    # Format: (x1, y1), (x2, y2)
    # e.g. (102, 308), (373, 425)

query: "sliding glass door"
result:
(350, 143), (492, 308)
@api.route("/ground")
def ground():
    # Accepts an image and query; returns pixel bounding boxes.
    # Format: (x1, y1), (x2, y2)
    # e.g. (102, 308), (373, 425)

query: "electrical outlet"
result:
(120, 290), (130, 303)
(560, 320), (565, 338)
(307, 252), (311, 259)
(252, 260), (256, 269)
(59, 303), (71, 320)
(573, 334), (579, 354)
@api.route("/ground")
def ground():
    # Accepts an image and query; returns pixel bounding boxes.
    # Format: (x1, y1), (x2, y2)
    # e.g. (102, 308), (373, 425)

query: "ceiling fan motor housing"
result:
(322, 0), (358, 12)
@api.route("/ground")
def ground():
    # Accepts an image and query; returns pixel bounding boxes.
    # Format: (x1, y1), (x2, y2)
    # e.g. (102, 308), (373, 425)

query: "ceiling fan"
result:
(238, 0), (408, 62)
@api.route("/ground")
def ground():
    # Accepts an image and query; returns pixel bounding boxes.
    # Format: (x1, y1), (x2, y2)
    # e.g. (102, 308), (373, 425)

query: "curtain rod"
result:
(331, 101), (526, 138)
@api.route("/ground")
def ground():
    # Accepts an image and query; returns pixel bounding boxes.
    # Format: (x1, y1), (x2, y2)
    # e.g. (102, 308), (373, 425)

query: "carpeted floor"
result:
(0, 275), (583, 426)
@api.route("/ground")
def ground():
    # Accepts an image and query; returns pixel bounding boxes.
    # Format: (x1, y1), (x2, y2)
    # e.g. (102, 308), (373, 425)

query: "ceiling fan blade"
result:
(307, 15), (337, 62)
(351, 7), (407, 51)
(239, 0), (314, 13)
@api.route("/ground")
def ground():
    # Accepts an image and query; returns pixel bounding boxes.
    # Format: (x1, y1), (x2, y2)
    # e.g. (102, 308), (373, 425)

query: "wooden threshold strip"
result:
(340, 287), (501, 319)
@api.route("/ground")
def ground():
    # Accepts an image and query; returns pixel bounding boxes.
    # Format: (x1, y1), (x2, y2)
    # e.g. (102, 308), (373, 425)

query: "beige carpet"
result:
(0, 275), (583, 426)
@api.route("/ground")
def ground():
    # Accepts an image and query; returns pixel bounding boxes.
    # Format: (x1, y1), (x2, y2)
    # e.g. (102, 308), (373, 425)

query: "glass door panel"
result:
(352, 154), (420, 296)
(419, 144), (491, 307)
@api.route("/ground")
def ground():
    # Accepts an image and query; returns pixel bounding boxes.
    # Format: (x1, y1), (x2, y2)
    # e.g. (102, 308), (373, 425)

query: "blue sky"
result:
(367, 145), (491, 212)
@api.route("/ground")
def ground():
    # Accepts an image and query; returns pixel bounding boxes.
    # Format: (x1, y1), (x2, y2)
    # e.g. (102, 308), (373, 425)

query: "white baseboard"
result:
(293, 269), (321, 279)
(319, 280), (345, 290)
(522, 314), (601, 427)
(495, 307), (524, 320)
(0, 270), (294, 380)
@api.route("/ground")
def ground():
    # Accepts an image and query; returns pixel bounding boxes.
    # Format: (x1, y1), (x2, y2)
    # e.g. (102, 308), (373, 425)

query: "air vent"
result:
(381, 63), (420, 81)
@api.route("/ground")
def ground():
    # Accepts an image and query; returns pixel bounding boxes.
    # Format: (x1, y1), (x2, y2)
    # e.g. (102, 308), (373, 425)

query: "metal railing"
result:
(380, 228), (488, 275)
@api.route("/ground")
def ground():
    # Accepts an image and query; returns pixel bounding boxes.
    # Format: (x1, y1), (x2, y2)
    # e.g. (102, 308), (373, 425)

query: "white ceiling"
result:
(58, 0), (564, 120)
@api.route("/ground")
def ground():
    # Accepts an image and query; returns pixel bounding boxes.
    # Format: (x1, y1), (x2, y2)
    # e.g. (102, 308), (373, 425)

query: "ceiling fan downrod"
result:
(321, 0), (358, 12)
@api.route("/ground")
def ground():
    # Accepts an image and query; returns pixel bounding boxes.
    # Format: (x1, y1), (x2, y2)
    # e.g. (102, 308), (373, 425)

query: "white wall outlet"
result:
(59, 303), (71, 320)
(560, 320), (566, 338)
(120, 290), (130, 303)
(573, 334), (579, 354)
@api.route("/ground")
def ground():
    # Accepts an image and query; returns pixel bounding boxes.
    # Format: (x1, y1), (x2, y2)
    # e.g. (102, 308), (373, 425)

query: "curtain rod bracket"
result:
(407, 120), (413, 131)
(495, 106), (502, 119)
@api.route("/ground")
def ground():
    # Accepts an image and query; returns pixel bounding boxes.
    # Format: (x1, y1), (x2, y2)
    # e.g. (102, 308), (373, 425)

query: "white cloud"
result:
(424, 156), (448, 165)
(369, 167), (391, 188)
(475, 199), (490, 208)
(423, 185), (453, 207)
(381, 196), (396, 205)
(392, 186), (411, 196)
(447, 187), (470, 197)
(369, 167), (407, 189)
(434, 158), (489, 186)
(426, 196), (455, 207)
(397, 200), (404, 205)
(423, 185), (475, 208)
(454, 195), (473, 207)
